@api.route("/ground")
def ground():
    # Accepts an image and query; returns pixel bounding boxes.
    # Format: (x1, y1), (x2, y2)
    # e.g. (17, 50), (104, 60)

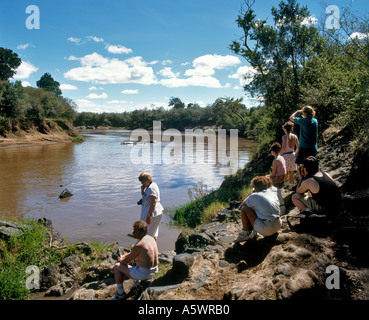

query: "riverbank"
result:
(0, 118), (80, 148)
(1, 123), (368, 300)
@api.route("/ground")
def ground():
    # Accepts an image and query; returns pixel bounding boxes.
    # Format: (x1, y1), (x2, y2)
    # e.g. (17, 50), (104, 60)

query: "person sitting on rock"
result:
(268, 142), (287, 188)
(236, 176), (285, 243)
(291, 156), (341, 218)
(111, 221), (158, 300)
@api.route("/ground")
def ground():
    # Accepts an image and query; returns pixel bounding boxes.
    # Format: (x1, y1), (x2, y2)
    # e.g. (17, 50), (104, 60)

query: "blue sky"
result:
(0, 0), (367, 113)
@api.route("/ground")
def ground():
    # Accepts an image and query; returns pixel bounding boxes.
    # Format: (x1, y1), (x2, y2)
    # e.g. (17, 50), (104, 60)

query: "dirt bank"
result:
(0, 118), (80, 148)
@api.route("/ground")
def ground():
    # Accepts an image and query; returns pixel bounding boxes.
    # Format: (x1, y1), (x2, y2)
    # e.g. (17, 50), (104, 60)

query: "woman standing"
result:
(289, 105), (318, 166)
(280, 121), (299, 185)
(138, 172), (163, 241)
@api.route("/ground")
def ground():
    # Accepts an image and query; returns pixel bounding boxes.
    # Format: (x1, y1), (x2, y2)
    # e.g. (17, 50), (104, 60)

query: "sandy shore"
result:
(0, 136), (72, 149)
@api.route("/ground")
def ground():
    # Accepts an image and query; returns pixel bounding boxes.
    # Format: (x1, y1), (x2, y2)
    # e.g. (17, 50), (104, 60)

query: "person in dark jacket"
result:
(291, 156), (341, 217)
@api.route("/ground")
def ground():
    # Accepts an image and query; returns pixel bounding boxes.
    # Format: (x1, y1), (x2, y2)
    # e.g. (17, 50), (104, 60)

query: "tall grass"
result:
(172, 180), (253, 228)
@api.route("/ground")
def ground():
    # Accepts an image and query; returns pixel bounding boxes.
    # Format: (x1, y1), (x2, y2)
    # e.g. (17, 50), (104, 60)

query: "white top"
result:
(140, 182), (164, 220)
(245, 186), (284, 221)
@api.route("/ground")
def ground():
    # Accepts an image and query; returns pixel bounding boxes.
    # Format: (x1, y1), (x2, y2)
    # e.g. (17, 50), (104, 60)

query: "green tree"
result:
(229, 0), (325, 134)
(36, 73), (62, 96)
(0, 81), (26, 118)
(168, 97), (185, 109)
(0, 47), (22, 81)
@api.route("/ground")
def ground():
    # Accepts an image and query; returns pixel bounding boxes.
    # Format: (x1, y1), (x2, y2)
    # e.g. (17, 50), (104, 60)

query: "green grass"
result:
(172, 179), (253, 228)
(0, 219), (88, 300)
(72, 135), (85, 143)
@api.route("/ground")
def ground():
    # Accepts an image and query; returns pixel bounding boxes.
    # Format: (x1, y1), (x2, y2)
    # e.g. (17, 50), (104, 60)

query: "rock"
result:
(74, 242), (93, 255)
(61, 254), (85, 278)
(68, 278), (117, 300)
(237, 260), (248, 272)
(172, 253), (194, 280)
(159, 251), (175, 264)
(40, 265), (61, 291)
(45, 284), (64, 297)
(140, 284), (181, 300)
(59, 188), (73, 199)
(0, 220), (33, 240)
(276, 269), (320, 299)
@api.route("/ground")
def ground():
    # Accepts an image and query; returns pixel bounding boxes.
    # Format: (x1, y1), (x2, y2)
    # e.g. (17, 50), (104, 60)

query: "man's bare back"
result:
(134, 235), (158, 269)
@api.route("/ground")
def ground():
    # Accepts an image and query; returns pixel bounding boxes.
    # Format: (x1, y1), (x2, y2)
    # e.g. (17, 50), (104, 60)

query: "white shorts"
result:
(253, 217), (281, 237)
(147, 214), (162, 238)
(129, 265), (158, 281)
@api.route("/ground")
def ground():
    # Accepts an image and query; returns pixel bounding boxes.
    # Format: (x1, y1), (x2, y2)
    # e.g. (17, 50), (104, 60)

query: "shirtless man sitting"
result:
(111, 221), (158, 300)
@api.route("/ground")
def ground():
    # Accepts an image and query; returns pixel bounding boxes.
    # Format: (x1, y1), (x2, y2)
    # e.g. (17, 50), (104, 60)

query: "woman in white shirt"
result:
(138, 172), (163, 240)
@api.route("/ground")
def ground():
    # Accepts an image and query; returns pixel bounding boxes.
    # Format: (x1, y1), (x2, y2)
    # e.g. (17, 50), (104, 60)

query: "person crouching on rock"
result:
(111, 221), (158, 300)
(291, 156), (341, 218)
(236, 176), (285, 243)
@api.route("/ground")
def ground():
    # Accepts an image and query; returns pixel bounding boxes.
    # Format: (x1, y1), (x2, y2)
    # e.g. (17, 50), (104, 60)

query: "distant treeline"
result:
(73, 97), (263, 140)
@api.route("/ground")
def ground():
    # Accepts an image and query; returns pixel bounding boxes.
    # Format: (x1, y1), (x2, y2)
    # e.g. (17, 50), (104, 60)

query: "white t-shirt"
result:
(140, 182), (164, 220)
(245, 186), (284, 221)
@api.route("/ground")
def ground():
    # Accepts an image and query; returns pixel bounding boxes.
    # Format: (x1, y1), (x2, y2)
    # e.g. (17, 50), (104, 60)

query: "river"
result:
(0, 129), (255, 252)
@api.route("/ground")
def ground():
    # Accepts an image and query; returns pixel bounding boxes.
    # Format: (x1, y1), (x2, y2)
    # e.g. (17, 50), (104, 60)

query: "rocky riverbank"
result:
(2, 124), (368, 300)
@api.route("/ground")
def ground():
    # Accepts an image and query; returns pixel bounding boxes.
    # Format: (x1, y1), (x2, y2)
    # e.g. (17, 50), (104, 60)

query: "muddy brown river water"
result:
(0, 129), (254, 252)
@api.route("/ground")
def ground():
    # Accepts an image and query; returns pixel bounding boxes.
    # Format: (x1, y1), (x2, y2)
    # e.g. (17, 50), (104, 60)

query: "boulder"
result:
(59, 188), (73, 199)
(172, 253), (194, 280)
(0, 220), (33, 240)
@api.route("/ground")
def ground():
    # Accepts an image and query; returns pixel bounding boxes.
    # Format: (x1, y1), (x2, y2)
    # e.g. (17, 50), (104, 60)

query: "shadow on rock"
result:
(225, 233), (278, 267)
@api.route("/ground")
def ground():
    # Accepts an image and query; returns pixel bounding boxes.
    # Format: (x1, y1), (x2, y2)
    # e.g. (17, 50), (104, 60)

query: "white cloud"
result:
(89, 86), (104, 90)
(68, 37), (82, 45)
(276, 15), (318, 27)
(162, 59), (173, 65)
(157, 67), (180, 78)
(158, 54), (241, 88)
(348, 32), (369, 40)
(160, 75), (224, 88)
(17, 43), (30, 50)
(301, 16), (318, 26)
(121, 89), (139, 94)
(108, 100), (130, 104)
(229, 65), (258, 86)
(65, 56), (79, 61)
(21, 81), (32, 87)
(87, 36), (104, 42)
(13, 61), (38, 79)
(185, 54), (241, 77)
(105, 44), (133, 54)
(85, 92), (108, 99)
(60, 84), (78, 90)
(64, 53), (157, 85)
(75, 98), (136, 113)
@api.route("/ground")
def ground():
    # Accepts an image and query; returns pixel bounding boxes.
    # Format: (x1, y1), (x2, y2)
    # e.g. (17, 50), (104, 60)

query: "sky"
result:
(0, 0), (367, 113)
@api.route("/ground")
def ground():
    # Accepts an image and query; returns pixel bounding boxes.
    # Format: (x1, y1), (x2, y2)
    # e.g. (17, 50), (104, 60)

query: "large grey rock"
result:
(140, 284), (181, 300)
(172, 253), (194, 280)
(0, 220), (33, 240)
